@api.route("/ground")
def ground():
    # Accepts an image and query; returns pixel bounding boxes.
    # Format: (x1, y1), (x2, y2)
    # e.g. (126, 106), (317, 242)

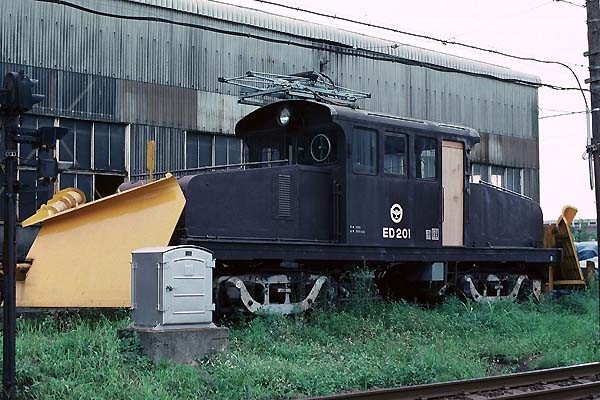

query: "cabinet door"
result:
(163, 250), (213, 325)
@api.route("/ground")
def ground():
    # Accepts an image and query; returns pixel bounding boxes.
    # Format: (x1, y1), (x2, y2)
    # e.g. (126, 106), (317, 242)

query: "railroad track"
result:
(303, 362), (600, 400)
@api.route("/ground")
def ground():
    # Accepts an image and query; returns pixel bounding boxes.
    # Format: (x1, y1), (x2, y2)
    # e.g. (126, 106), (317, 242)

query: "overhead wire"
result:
(539, 109), (590, 119)
(553, 0), (586, 8)
(34, 0), (589, 98)
(245, 0), (590, 109)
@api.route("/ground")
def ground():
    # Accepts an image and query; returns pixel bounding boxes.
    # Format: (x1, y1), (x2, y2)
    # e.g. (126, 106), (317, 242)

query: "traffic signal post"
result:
(0, 71), (67, 400)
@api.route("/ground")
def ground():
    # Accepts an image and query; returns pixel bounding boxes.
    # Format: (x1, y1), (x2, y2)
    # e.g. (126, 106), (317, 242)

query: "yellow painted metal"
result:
(147, 140), (155, 182)
(22, 187), (86, 227)
(553, 280), (590, 285)
(543, 205), (586, 288)
(17, 175), (185, 307)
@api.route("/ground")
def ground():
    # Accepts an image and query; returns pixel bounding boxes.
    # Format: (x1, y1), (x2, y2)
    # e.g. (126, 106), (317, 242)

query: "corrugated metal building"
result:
(0, 0), (541, 220)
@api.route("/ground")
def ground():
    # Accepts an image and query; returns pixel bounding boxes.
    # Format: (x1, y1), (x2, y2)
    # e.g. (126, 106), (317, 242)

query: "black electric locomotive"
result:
(169, 98), (559, 314)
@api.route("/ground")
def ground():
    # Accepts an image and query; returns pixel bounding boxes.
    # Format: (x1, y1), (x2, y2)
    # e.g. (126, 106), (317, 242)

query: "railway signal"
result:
(0, 71), (68, 400)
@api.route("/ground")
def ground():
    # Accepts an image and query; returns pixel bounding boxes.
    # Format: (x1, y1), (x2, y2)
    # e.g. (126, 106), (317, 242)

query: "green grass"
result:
(7, 289), (600, 400)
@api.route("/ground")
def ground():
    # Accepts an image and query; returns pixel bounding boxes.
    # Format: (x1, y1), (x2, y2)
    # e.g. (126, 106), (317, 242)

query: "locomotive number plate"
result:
(382, 227), (411, 239)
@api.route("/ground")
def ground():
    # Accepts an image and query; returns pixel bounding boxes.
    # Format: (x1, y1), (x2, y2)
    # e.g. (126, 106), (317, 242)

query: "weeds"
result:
(5, 289), (599, 399)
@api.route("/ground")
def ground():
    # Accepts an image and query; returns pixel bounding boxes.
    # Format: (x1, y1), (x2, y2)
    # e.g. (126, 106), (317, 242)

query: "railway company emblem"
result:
(390, 203), (403, 224)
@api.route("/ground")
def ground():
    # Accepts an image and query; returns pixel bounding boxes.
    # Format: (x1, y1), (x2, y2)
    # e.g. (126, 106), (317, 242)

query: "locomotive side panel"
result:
(178, 165), (334, 242)
(466, 183), (544, 248)
(343, 122), (443, 248)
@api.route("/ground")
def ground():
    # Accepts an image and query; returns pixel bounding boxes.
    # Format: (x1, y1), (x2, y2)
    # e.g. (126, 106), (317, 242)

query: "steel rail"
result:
(302, 362), (600, 400)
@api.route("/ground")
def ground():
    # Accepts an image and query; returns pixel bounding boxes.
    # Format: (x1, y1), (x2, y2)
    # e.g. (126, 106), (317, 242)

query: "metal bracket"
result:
(464, 275), (527, 302)
(229, 276), (327, 314)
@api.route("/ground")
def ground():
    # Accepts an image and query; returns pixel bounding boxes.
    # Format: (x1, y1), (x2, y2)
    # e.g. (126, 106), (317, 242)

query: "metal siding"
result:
(472, 133), (538, 169)
(130, 124), (185, 176)
(120, 80), (196, 128)
(0, 0), (541, 195)
(1, 0), (540, 86)
(117, 0), (539, 82)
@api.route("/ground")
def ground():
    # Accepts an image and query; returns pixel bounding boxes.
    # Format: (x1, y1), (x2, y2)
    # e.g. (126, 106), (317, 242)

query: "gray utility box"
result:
(131, 246), (215, 329)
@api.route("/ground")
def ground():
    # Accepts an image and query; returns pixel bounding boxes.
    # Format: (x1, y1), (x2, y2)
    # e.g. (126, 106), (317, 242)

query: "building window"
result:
(384, 133), (407, 175)
(94, 123), (125, 171)
(186, 132), (212, 168)
(58, 119), (126, 201)
(471, 164), (481, 183)
(474, 164), (523, 194)
(414, 136), (437, 179)
(491, 166), (503, 187)
(352, 127), (377, 175)
(506, 167), (522, 193)
(215, 136), (241, 166)
(60, 119), (92, 169)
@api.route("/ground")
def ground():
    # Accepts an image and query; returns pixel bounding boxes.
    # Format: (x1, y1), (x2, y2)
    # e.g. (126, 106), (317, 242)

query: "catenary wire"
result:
(539, 109), (590, 118)
(553, 0), (586, 8)
(244, 0), (590, 109)
(34, 0), (590, 98)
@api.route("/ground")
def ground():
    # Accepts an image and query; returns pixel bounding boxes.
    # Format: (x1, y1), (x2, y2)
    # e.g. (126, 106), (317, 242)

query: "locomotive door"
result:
(442, 141), (464, 246)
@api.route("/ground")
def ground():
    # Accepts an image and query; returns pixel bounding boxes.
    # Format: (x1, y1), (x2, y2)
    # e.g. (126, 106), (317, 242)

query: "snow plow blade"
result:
(17, 174), (186, 308)
(543, 205), (586, 290)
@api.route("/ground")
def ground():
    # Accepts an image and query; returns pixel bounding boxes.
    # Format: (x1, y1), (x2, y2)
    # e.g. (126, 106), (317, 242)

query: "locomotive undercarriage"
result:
(377, 261), (545, 303)
(215, 273), (328, 314)
(213, 260), (548, 314)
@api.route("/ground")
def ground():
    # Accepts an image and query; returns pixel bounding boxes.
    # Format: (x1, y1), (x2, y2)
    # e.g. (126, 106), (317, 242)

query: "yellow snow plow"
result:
(16, 174), (185, 308)
(543, 205), (587, 291)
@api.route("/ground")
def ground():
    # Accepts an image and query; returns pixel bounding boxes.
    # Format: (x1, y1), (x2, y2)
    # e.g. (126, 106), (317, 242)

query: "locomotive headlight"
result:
(278, 107), (291, 126)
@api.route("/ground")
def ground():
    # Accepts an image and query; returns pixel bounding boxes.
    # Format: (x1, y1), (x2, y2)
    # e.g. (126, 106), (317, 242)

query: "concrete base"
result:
(119, 325), (229, 364)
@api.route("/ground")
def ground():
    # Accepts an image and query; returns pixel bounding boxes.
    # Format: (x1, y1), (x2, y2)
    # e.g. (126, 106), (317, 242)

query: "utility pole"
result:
(0, 72), (66, 400)
(1, 113), (18, 400)
(586, 0), (600, 337)
(587, 1), (600, 241)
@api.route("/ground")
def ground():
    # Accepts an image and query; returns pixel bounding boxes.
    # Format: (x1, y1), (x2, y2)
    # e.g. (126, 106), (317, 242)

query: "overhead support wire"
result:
(247, 0), (589, 109)
(540, 109), (599, 119)
(35, 0), (587, 96)
(553, 0), (586, 8)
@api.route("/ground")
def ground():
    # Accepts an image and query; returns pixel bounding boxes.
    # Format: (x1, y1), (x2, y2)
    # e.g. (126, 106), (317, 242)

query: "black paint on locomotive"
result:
(174, 99), (548, 263)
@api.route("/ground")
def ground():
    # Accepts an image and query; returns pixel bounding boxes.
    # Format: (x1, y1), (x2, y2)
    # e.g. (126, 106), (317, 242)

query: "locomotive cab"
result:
(236, 100), (343, 168)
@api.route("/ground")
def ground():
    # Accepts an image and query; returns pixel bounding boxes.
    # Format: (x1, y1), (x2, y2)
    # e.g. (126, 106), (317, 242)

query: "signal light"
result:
(0, 71), (45, 116)
(35, 126), (68, 150)
(37, 150), (72, 183)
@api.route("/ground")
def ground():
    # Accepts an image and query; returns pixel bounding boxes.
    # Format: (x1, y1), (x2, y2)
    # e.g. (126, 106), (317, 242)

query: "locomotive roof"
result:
(236, 100), (480, 144)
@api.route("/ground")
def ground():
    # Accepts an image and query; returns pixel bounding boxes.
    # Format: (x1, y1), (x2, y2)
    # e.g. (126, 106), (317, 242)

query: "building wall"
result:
(0, 0), (542, 219)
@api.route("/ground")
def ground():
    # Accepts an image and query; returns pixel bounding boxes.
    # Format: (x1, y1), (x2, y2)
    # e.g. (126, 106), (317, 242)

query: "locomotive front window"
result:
(384, 134), (407, 175)
(297, 129), (338, 166)
(243, 133), (286, 163)
(414, 136), (437, 179)
(261, 147), (281, 162)
(352, 127), (377, 175)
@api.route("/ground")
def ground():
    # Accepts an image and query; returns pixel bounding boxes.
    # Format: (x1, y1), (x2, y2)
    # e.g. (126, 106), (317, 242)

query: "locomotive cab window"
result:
(243, 133), (286, 163)
(297, 129), (338, 166)
(384, 133), (407, 175)
(414, 136), (437, 179)
(352, 127), (377, 175)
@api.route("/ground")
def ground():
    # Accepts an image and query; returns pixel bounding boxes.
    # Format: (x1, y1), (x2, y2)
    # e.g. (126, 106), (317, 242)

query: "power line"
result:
(246, 0), (590, 109)
(553, 0), (586, 8)
(539, 109), (589, 119)
(33, 0), (589, 96)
